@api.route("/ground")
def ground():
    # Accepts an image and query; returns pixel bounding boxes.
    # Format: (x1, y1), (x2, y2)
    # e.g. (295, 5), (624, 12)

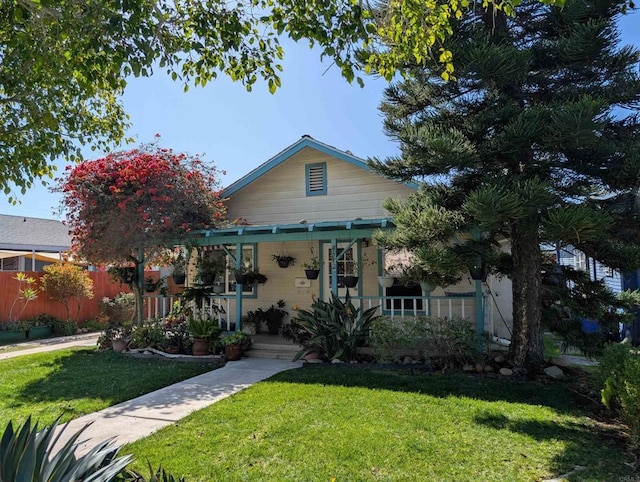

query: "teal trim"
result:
(305, 162), (327, 196)
(356, 241), (363, 298)
(475, 280), (484, 338)
(330, 239), (338, 296)
(319, 242), (325, 301)
(235, 242), (243, 331)
(223, 136), (419, 197)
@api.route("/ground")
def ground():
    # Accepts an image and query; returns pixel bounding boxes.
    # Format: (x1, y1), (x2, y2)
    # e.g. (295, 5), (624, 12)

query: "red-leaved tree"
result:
(57, 142), (226, 323)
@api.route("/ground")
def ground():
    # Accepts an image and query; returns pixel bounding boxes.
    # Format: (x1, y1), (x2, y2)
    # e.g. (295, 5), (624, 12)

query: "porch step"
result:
(245, 341), (300, 360)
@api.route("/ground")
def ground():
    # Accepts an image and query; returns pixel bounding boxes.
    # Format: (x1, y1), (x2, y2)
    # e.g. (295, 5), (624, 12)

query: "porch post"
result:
(235, 242), (243, 331)
(475, 279), (484, 338)
(331, 238), (338, 296)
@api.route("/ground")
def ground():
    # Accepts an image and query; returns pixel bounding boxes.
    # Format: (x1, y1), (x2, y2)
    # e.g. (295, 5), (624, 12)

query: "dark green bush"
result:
(598, 343), (640, 459)
(290, 292), (379, 362)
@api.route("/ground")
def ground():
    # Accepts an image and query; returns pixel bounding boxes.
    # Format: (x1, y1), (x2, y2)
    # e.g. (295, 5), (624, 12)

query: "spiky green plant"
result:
(291, 292), (380, 362)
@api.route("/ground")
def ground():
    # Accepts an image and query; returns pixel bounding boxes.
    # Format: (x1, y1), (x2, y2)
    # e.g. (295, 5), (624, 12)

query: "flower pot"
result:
(28, 325), (52, 340)
(164, 345), (180, 354)
(378, 276), (395, 288)
(305, 269), (320, 280)
(212, 283), (225, 294)
(419, 281), (436, 292)
(234, 273), (246, 284)
(469, 266), (486, 281)
(201, 273), (216, 285)
(192, 338), (209, 356)
(0, 330), (26, 343)
(276, 258), (293, 268)
(172, 274), (186, 285)
(343, 276), (359, 288)
(145, 283), (158, 293)
(225, 344), (242, 361)
(112, 339), (128, 353)
(119, 267), (136, 284)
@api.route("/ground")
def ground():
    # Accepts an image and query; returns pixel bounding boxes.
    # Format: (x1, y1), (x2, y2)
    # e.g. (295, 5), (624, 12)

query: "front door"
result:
(322, 242), (359, 298)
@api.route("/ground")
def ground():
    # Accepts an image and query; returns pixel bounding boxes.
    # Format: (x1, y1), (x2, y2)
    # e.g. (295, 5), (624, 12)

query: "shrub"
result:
(129, 321), (167, 349)
(369, 316), (413, 363)
(100, 292), (135, 324)
(290, 292), (379, 362)
(41, 263), (94, 321)
(369, 316), (481, 367)
(598, 343), (640, 459)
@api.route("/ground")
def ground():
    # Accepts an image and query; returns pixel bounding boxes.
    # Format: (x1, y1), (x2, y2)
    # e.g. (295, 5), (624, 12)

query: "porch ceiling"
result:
(187, 218), (395, 245)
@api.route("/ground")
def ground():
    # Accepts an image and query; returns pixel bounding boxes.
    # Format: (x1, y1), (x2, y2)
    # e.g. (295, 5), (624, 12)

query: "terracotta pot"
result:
(225, 344), (242, 361)
(112, 339), (128, 353)
(192, 338), (209, 356)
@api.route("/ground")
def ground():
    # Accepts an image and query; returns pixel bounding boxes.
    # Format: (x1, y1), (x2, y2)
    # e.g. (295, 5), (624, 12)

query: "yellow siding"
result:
(226, 147), (414, 225)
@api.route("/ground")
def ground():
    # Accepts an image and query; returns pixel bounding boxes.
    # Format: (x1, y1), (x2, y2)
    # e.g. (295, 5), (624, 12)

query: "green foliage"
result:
(220, 331), (250, 346)
(100, 292), (136, 324)
(369, 316), (481, 367)
(253, 300), (288, 335)
(0, 416), (132, 481)
(188, 317), (220, 339)
(597, 344), (640, 456)
(370, 0), (640, 369)
(129, 322), (167, 350)
(41, 263), (94, 321)
(290, 292), (380, 362)
(8, 272), (38, 322)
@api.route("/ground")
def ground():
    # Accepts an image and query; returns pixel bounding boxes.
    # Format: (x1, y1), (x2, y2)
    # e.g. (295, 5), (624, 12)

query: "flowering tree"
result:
(57, 143), (227, 323)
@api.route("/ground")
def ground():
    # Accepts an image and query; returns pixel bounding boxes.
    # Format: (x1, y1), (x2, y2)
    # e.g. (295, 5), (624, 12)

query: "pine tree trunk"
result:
(508, 223), (544, 371)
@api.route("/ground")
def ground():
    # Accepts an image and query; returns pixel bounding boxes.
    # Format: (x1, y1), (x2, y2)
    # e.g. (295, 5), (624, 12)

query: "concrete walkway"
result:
(1, 334), (301, 456)
(0, 333), (100, 360)
(55, 357), (302, 456)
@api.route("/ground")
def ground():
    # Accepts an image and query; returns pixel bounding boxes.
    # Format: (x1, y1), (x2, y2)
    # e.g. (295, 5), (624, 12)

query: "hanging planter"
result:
(343, 276), (359, 288)
(419, 281), (437, 292)
(305, 269), (320, 280)
(272, 243), (295, 268)
(469, 264), (486, 281)
(377, 276), (395, 288)
(234, 272), (246, 284)
(172, 273), (186, 285)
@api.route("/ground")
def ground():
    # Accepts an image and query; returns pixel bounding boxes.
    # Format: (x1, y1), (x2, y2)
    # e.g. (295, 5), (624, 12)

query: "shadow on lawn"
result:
(13, 349), (220, 412)
(267, 365), (596, 415)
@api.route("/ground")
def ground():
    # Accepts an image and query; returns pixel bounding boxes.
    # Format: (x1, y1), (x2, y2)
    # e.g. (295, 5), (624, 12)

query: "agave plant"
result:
(0, 417), (184, 482)
(291, 292), (380, 362)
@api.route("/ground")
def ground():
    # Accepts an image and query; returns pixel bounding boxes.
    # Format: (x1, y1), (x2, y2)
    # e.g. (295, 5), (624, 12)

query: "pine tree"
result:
(371, 0), (640, 370)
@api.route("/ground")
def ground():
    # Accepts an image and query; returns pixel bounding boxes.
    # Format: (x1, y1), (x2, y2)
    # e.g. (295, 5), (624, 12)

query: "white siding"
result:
(226, 147), (414, 225)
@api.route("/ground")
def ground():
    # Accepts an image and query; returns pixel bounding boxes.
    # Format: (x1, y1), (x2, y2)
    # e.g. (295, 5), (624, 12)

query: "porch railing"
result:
(143, 294), (481, 327)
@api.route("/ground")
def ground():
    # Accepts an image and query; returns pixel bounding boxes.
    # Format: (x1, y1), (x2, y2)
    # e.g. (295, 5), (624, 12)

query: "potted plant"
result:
(144, 276), (158, 293)
(198, 252), (225, 285)
(0, 321), (27, 343)
(272, 254), (295, 268)
(263, 300), (288, 335)
(102, 323), (132, 353)
(302, 253), (321, 280)
(377, 264), (400, 288)
(188, 316), (219, 356)
(231, 258), (268, 286)
(171, 251), (186, 285)
(220, 331), (249, 361)
(242, 310), (262, 335)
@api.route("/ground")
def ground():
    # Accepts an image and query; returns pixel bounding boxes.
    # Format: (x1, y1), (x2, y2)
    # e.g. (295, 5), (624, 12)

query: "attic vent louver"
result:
(305, 162), (327, 196)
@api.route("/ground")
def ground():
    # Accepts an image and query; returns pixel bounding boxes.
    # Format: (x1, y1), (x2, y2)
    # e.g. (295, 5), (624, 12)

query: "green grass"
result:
(0, 348), (221, 426)
(124, 366), (630, 482)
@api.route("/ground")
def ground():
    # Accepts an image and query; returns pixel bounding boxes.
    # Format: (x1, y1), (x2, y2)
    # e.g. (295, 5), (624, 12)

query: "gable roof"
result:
(0, 214), (71, 251)
(223, 135), (418, 197)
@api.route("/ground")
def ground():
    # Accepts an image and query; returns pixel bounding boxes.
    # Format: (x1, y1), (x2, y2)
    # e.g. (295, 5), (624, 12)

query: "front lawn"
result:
(0, 348), (221, 426)
(125, 366), (631, 481)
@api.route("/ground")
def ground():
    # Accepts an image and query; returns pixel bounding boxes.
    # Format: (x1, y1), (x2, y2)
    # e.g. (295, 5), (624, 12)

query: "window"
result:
(224, 246), (256, 295)
(575, 252), (587, 271)
(328, 246), (356, 288)
(1, 256), (19, 271)
(306, 162), (327, 196)
(604, 266), (614, 277)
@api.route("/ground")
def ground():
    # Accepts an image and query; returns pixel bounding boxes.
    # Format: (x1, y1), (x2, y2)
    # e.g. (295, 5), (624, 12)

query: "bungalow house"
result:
(175, 136), (514, 341)
(0, 214), (70, 271)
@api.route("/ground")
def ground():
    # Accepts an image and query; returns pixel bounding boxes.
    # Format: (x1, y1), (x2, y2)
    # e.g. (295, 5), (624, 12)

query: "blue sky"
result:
(2, 10), (639, 219)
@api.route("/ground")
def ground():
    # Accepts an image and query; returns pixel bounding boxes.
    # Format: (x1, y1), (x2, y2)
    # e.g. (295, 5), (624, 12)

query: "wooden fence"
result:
(0, 271), (181, 323)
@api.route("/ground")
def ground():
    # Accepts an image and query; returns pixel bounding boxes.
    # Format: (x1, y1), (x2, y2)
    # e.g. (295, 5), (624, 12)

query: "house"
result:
(177, 136), (514, 340)
(0, 214), (71, 271)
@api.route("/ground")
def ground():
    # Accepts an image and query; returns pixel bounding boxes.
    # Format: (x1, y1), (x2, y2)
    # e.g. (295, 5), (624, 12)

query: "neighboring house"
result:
(556, 245), (624, 293)
(0, 214), (71, 271)
(179, 136), (514, 340)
